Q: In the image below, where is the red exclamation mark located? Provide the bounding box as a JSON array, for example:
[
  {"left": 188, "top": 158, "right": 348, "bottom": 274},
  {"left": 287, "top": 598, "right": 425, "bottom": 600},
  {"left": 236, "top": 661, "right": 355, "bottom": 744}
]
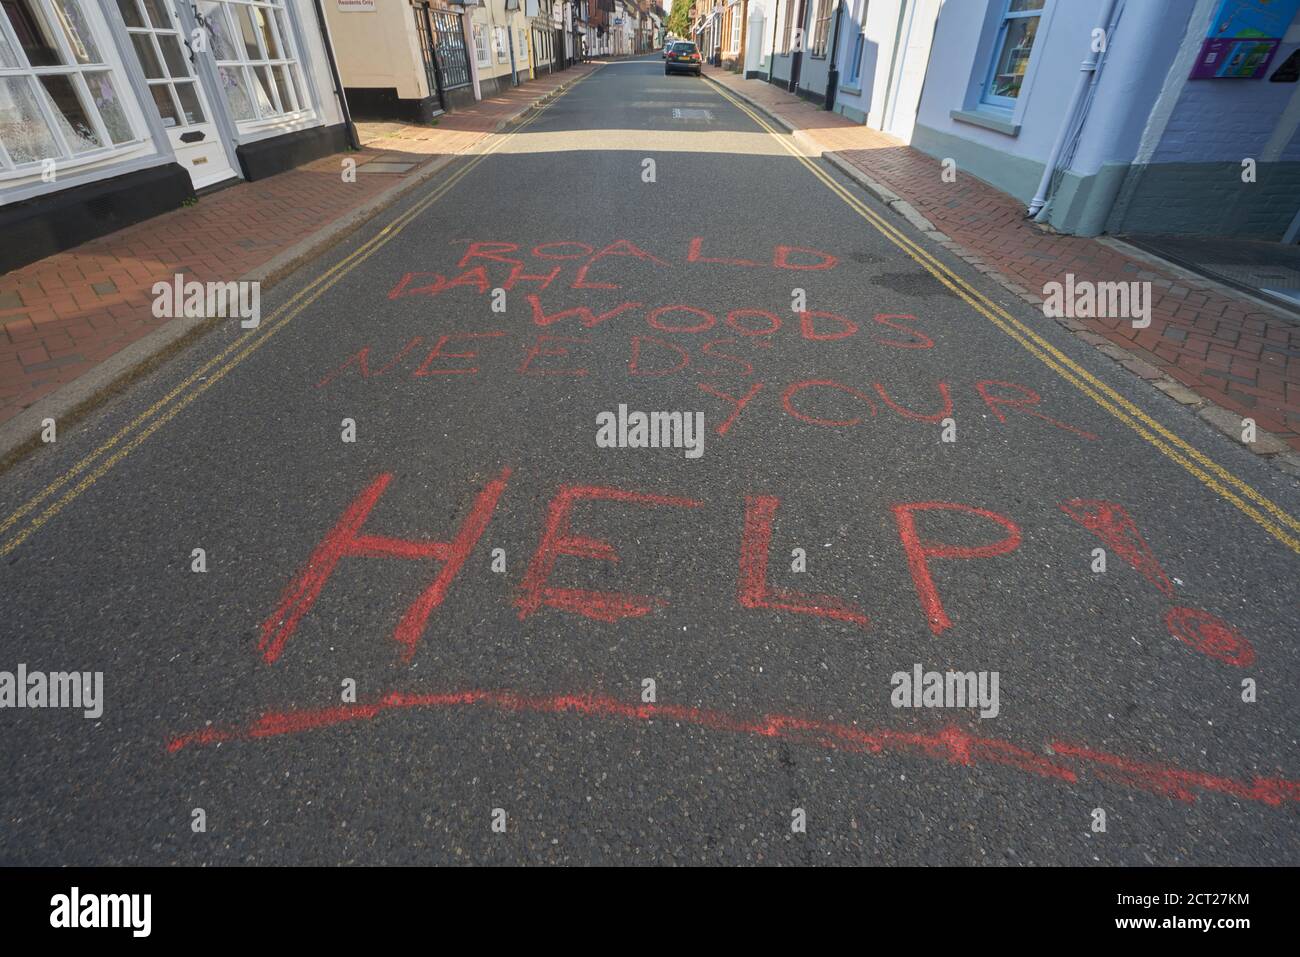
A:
[{"left": 1058, "top": 499, "right": 1256, "bottom": 667}]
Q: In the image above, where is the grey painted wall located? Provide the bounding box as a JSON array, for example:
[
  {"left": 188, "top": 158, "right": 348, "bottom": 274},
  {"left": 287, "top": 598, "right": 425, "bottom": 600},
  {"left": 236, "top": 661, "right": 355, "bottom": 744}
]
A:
[{"left": 1108, "top": 161, "right": 1300, "bottom": 240}]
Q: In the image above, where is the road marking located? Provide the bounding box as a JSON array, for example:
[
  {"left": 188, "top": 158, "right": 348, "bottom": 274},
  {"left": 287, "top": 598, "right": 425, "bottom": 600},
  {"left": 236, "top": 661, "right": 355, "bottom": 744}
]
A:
[
  {"left": 0, "top": 70, "right": 601, "bottom": 559},
  {"left": 706, "top": 80, "right": 1300, "bottom": 555}
]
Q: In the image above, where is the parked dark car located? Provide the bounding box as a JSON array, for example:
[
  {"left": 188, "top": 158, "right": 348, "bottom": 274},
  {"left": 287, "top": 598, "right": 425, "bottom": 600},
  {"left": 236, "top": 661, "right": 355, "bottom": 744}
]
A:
[{"left": 665, "top": 41, "right": 701, "bottom": 76}]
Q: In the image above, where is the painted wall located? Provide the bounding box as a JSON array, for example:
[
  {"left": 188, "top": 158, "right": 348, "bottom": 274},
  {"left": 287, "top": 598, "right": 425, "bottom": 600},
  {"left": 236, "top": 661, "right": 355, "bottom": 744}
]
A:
[
  {"left": 472, "top": 2, "right": 533, "bottom": 85},
  {"left": 323, "top": 0, "right": 430, "bottom": 100},
  {"left": 911, "top": 0, "right": 1191, "bottom": 221},
  {"left": 1109, "top": 2, "right": 1300, "bottom": 238},
  {"left": 914, "top": 0, "right": 1106, "bottom": 181}
]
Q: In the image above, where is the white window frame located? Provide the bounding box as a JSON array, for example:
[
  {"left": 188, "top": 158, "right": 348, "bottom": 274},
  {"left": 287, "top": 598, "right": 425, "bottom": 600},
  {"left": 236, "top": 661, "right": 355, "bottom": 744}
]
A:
[
  {"left": 473, "top": 23, "right": 490, "bottom": 68},
  {"left": 196, "top": 0, "right": 315, "bottom": 133},
  {"left": 116, "top": 0, "right": 208, "bottom": 131},
  {"left": 728, "top": 2, "right": 741, "bottom": 54},
  {"left": 0, "top": 0, "right": 151, "bottom": 183}
]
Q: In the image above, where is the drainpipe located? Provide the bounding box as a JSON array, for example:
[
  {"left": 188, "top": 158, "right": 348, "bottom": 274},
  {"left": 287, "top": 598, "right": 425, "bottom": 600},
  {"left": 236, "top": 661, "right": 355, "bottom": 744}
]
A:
[
  {"left": 508, "top": 19, "right": 520, "bottom": 84},
  {"left": 789, "top": 0, "right": 807, "bottom": 93},
  {"left": 824, "top": 0, "right": 843, "bottom": 110},
  {"left": 767, "top": 1, "right": 780, "bottom": 82},
  {"left": 465, "top": 10, "right": 482, "bottom": 100},
  {"left": 311, "top": 0, "right": 360, "bottom": 150},
  {"left": 1026, "top": 0, "right": 1119, "bottom": 219}
]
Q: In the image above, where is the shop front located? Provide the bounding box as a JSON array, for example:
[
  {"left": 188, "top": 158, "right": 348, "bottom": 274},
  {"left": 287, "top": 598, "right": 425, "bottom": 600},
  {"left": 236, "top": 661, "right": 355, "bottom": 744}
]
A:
[{"left": 0, "top": 0, "right": 352, "bottom": 271}]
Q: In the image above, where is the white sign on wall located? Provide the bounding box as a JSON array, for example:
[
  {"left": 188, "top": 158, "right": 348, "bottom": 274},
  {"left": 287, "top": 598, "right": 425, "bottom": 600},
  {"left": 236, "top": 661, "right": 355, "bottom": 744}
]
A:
[{"left": 337, "top": 0, "right": 375, "bottom": 11}]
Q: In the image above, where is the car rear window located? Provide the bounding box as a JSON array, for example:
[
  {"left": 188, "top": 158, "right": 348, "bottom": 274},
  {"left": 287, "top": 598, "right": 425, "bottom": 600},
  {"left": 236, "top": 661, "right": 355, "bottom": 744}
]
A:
[{"left": 676, "top": 43, "right": 698, "bottom": 53}]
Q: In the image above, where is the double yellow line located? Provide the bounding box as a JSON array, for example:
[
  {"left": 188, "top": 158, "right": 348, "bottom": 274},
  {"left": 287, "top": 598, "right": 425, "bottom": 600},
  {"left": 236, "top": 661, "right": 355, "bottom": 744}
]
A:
[
  {"left": 0, "top": 70, "right": 598, "bottom": 559},
  {"left": 708, "top": 80, "right": 1300, "bottom": 556}
]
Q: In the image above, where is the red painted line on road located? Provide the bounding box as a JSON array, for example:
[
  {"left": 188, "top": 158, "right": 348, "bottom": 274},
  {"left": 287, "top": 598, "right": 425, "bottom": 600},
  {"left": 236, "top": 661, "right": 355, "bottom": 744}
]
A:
[
  {"left": 1048, "top": 740, "right": 1296, "bottom": 805},
  {"left": 163, "top": 688, "right": 1300, "bottom": 808}
]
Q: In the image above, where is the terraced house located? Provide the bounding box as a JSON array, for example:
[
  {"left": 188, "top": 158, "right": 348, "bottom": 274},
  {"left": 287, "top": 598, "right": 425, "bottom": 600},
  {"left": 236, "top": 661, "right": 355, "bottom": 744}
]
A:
[
  {"left": 730, "top": 0, "right": 1300, "bottom": 258},
  {"left": 0, "top": 0, "right": 353, "bottom": 271}
]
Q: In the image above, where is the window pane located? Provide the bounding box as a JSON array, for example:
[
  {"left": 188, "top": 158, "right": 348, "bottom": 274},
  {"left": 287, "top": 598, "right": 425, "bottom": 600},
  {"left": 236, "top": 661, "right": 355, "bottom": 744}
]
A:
[
  {"left": 197, "top": 2, "right": 237, "bottom": 60},
  {"left": 990, "top": 15, "right": 1038, "bottom": 99},
  {"left": 7, "top": 0, "right": 65, "bottom": 66},
  {"left": 149, "top": 81, "right": 179, "bottom": 126},
  {"left": 0, "top": 22, "right": 18, "bottom": 68},
  {"left": 217, "top": 65, "right": 254, "bottom": 119},
  {"left": 0, "top": 75, "right": 61, "bottom": 163},
  {"left": 274, "top": 10, "right": 293, "bottom": 58},
  {"left": 255, "top": 7, "right": 280, "bottom": 59},
  {"left": 131, "top": 32, "right": 163, "bottom": 77},
  {"left": 85, "top": 70, "right": 134, "bottom": 143},
  {"left": 115, "top": 0, "right": 145, "bottom": 29},
  {"left": 236, "top": 5, "right": 263, "bottom": 60},
  {"left": 52, "top": 0, "right": 102, "bottom": 64},
  {"left": 140, "top": 0, "right": 173, "bottom": 29},
  {"left": 173, "top": 80, "right": 204, "bottom": 124},
  {"left": 271, "top": 64, "right": 293, "bottom": 111},
  {"left": 157, "top": 32, "right": 189, "bottom": 77},
  {"left": 1008, "top": 0, "right": 1044, "bottom": 11},
  {"left": 289, "top": 64, "right": 307, "bottom": 110},
  {"left": 38, "top": 73, "right": 103, "bottom": 152},
  {"left": 251, "top": 64, "right": 275, "bottom": 114}
]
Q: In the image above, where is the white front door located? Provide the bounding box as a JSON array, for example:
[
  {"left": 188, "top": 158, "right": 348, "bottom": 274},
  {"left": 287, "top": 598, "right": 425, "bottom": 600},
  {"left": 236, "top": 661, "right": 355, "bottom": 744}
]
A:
[{"left": 115, "top": 0, "right": 238, "bottom": 189}]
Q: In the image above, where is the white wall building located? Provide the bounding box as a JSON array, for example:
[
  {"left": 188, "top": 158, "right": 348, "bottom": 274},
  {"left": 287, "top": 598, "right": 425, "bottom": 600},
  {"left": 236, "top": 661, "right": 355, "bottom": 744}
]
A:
[{"left": 1, "top": 0, "right": 351, "bottom": 271}]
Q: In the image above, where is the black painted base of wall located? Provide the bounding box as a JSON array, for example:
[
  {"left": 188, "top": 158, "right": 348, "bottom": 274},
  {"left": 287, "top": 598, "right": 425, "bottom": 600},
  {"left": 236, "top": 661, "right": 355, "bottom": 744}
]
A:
[
  {"left": 745, "top": 69, "right": 765, "bottom": 79},
  {"left": 235, "top": 123, "right": 352, "bottom": 182},
  {"left": 0, "top": 162, "right": 194, "bottom": 274},
  {"left": 344, "top": 87, "right": 443, "bottom": 124}
]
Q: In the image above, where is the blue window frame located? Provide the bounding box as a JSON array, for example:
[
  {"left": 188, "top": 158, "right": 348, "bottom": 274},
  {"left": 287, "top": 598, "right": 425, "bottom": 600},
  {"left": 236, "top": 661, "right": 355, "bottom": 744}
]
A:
[
  {"left": 847, "top": 30, "right": 865, "bottom": 84},
  {"left": 980, "top": 0, "right": 1044, "bottom": 110}
]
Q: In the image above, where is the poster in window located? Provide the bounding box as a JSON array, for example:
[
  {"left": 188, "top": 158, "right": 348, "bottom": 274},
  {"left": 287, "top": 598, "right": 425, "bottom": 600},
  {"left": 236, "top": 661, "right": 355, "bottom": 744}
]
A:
[{"left": 1191, "top": 0, "right": 1300, "bottom": 78}]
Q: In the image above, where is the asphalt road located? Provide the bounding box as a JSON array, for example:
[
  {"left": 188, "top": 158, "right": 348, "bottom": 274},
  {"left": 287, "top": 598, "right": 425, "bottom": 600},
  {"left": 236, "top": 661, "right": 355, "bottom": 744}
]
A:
[{"left": 1, "top": 56, "right": 1297, "bottom": 865}]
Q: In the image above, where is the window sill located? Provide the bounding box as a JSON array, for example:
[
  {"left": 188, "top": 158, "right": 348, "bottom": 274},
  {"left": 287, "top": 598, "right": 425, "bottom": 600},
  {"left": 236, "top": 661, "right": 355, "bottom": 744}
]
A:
[
  {"left": 950, "top": 108, "right": 1019, "bottom": 136},
  {"left": 838, "top": 82, "right": 862, "bottom": 95},
  {"left": 1, "top": 138, "right": 154, "bottom": 188}
]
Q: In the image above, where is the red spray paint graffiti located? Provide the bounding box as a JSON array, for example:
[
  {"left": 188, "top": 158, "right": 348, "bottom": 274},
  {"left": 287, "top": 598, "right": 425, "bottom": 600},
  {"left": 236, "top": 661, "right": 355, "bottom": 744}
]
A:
[
  {"left": 892, "top": 503, "right": 1023, "bottom": 636},
  {"left": 258, "top": 470, "right": 510, "bottom": 664},
  {"left": 1057, "top": 499, "right": 1257, "bottom": 668},
  {"left": 737, "top": 495, "right": 870, "bottom": 628},
  {"left": 1059, "top": 499, "right": 1174, "bottom": 597},
  {"left": 515, "top": 484, "right": 703, "bottom": 622},
  {"left": 164, "top": 688, "right": 1300, "bottom": 809}
]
